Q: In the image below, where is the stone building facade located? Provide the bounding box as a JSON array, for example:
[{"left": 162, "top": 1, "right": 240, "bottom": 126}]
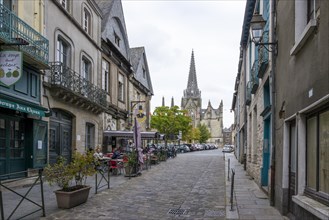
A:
[{"left": 232, "top": 0, "right": 329, "bottom": 219}]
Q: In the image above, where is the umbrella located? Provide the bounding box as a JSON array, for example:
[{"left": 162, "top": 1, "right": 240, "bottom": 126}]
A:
[{"left": 133, "top": 117, "right": 144, "bottom": 171}]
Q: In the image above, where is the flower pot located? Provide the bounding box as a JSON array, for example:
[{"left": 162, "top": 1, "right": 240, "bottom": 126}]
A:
[
  {"left": 124, "top": 165, "right": 137, "bottom": 177},
  {"left": 54, "top": 185, "right": 91, "bottom": 209}
]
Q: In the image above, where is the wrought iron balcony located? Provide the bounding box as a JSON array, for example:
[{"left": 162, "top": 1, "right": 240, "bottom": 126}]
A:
[
  {"left": 48, "top": 62, "right": 107, "bottom": 114},
  {"left": 258, "top": 31, "right": 269, "bottom": 78},
  {"left": 250, "top": 61, "right": 259, "bottom": 94},
  {"left": 0, "top": 3, "right": 49, "bottom": 68}
]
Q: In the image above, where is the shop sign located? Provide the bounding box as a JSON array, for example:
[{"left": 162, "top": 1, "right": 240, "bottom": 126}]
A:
[
  {"left": 0, "top": 98, "right": 45, "bottom": 117},
  {"left": 0, "top": 51, "right": 23, "bottom": 86}
]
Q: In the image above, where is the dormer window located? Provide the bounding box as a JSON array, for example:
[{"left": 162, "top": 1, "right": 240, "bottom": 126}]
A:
[
  {"left": 59, "top": 0, "right": 69, "bottom": 11},
  {"left": 114, "top": 33, "right": 120, "bottom": 47}
]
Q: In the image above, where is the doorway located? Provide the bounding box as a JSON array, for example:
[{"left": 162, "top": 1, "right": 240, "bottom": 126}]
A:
[
  {"left": 0, "top": 115, "right": 25, "bottom": 176},
  {"left": 288, "top": 121, "right": 296, "bottom": 214},
  {"left": 261, "top": 116, "right": 271, "bottom": 186},
  {"left": 49, "top": 109, "right": 72, "bottom": 164}
]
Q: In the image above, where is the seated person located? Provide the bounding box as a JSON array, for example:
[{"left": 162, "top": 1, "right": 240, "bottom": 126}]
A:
[
  {"left": 111, "top": 147, "right": 123, "bottom": 159},
  {"left": 94, "top": 146, "right": 111, "bottom": 161}
]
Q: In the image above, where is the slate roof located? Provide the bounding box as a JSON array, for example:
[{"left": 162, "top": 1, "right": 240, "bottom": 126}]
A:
[
  {"left": 95, "top": 0, "right": 130, "bottom": 61},
  {"left": 130, "top": 47, "right": 154, "bottom": 95}
]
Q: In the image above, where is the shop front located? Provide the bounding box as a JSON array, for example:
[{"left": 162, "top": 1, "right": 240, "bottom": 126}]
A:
[
  {"left": 0, "top": 96, "right": 49, "bottom": 178},
  {"left": 0, "top": 60, "right": 49, "bottom": 178}
]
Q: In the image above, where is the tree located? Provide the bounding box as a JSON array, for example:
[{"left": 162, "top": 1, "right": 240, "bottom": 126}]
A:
[
  {"left": 184, "top": 127, "right": 200, "bottom": 143},
  {"left": 151, "top": 106, "right": 192, "bottom": 143},
  {"left": 198, "top": 124, "right": 211, "bottom": 143}
]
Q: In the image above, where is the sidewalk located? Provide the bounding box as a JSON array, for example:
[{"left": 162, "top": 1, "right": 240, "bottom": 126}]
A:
[{"left": 224, "top": 152, "right": 287, "bottom": 220}]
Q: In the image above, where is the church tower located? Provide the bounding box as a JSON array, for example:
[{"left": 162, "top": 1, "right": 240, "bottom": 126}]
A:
[
  {"left": 181, "top": 50, "right": 223, "bottom": 145},
  {"left": 181, "top": 50, "right": 202, "bottom": 128}
]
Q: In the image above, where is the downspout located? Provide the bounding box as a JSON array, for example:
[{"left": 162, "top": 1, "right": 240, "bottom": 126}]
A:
[
  {"left": 270, "top": 0, "right": 277, "bottom": 206},
  {"left": 243, "top": 44, "right": 247, "bottom": 171}
]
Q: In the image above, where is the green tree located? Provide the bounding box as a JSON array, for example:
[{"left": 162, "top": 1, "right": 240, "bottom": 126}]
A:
[
  {"left": 184, "top": 127, "right": 200, "bottom": 143},
  {"left": 151, "top": 106, "right": 192, "bottom": 143},
  {"left": 198, "top": 124, "right": 211, "bottom": 143}
]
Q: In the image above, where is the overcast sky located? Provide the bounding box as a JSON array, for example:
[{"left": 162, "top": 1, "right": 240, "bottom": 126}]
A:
[{"left": 122, "top": 0, "right": 246, "bottom": 128}]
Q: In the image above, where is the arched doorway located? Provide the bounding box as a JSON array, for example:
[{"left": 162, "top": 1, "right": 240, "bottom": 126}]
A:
[{"left": 49, "top": 109, "right": 72, "bottom": 164}]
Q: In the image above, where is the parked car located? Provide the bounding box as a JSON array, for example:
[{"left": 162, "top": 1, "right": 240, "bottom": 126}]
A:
[
  {"left": 222, "top": 145, "right": 234, "bottom": 153},
  {"left": 175, "top": 144, "right": 190, "bottom": 153},
  {"left": 185, "top": 144, "right": 197, "bottom": 152}
]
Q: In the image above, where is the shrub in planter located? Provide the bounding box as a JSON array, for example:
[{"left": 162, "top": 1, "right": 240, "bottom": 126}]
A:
[
  {"left": 124, "top": 151, "right": 138, "bottom": 176},
  {"left": 43, "top": 151, "right": 96, "bottom": 208}
]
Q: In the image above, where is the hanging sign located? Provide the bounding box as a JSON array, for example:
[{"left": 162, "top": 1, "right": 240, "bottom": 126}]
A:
[
  {"left": 0, "top": 51, "right": 23, "bottom": 86},
  {"left": 136, "top": 109, "right": 146, "bottom": 123}
]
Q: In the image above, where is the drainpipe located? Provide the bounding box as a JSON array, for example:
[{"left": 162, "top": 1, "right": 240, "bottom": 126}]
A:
[
  {"left": 243, "top": 45, "right": 247, "bottom": 171},
  {"left": 270, "top": 0, "right": 277, "bottom": 206}
]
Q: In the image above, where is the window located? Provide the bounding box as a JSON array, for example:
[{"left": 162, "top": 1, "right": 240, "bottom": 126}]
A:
[
  {"left": 83, "top": 8, "right": 91, "bottom": 35},
  {"left": 114, "top": 33, "right": 120, "bottom": 47},
  {"left": 291, "top": 0, "right": 318, "bottom": 55},
  {"left": 85, "top": 123, "right": 95, "bottom": 151},
  {"left": 81, "top": 56, "right": 91, "bottom": 81},
  {"left": 305, "top": 108, "right": 329, "bottom": 205},
  {"left": 59, "top": 0, "right": 69, "bottom": 11},
  {"left": 142, "top": 67, "right": 146, "bottom": 79},
  {"left": 307, "top": 0, "right": 317, "bottom": 23},
  {"left": 118, "top": 73, "right": 124, "bottom": 101},
  {"left": 102, "top": 59, "right": 110, "bottom": 93},
  {"left": 56, "top": 37, "right": 70, "bottom": 68}
]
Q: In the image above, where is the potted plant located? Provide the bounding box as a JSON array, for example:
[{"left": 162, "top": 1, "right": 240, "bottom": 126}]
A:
[
  {"left": 43, "top": 151, "right": 96, "bottom": 209},
  {"left": 124, "top": 150, "right": 138, "bottom": 177}
]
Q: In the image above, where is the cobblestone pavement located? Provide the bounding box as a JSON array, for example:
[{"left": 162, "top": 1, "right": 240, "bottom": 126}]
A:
[
  {"left": 41, "top": 150, "right": 226, "bottom": 220},
  {"left": 2, "top": 149, "right": 287, "bottom": 220}
]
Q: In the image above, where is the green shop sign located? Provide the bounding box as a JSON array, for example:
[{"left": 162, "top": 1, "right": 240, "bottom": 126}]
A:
[{"left": 0, "top": 98, "right": 45, "bottom": 117}]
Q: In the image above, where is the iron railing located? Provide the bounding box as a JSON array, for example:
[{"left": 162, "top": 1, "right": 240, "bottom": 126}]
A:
[
  {"left": 0, "top": 169, "right": 45, "bottom": 220},
  {"left": 49, "top": 62, "right": 107, "bottom": 109},
  {"left": 258, "top": 31, "right": 269, "bottom": 78},
  {"left": 250, "top": 60, "right": 259, "bottom": 94},
  {"left": 0, "top": 3, "right": 49, "bottom": 65}
]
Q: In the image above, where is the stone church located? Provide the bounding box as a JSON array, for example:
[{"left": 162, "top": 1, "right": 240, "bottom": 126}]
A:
[{"left": 181, "top": 51, "right": 223, "bottom": 145}]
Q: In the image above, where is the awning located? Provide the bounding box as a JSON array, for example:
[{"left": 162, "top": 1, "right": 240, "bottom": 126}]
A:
[
  {"left": 0, "top": 97, "right": 49, "bottom": 117},
  {"left": 103, "top": 130, "right": 161, "bottom": 140}
]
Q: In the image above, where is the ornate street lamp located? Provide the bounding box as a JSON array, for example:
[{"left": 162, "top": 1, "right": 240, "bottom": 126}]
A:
[{"left": 250, "top": 13, "right": 277, "bottom": 52}]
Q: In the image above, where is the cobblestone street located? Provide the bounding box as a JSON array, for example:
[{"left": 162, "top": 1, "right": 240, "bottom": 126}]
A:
[{"left": 42, "top": 150, "right": 226, "bottom": 220}]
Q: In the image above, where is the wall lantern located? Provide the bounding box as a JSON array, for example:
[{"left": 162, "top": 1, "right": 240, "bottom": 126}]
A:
[{"left": 250, "top": 14, "right": 278, "bottom": 52}]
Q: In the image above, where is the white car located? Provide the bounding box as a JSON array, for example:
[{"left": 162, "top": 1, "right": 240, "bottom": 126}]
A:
[{"left": 222, "top": 145, "right": 234, "bottom": 153}]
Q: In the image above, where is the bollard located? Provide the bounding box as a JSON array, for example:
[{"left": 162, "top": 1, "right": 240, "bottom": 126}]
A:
[
  {"left": 39, "top": 169, "right": 46, "bottom": 217},
  {"left": 230, "top": 168, "right": 235, "bottom": 211},
  {"left": 227, "top": 158, "right": 230, "bottom": 181}
]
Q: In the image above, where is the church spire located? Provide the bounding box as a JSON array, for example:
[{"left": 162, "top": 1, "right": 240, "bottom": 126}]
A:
[
  {"left": 183, "top": 50, "right": 201, "bottom": 98},
  {"left": 171, "top": 97, "right": 174, "bottom": 107},
  {"left": 162, "top": 96, "right": 165, "bottom": 107}
]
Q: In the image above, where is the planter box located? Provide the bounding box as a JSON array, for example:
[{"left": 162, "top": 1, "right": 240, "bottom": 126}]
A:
[{"left": 54, "top": 185, "right": 91, "bottom": 209}]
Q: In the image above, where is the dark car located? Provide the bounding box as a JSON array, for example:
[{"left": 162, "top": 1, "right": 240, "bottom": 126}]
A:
[
  {"left": 222, "top": 145, "right": 234, "bottom": 153},
  {"left": 175, "top": 144, "right": 190, "bottom": 153}
]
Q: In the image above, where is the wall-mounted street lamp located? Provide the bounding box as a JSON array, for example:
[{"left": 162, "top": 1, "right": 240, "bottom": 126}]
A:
[{"left": 250, "top": 14, "right": 277, "bottom": 52}]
